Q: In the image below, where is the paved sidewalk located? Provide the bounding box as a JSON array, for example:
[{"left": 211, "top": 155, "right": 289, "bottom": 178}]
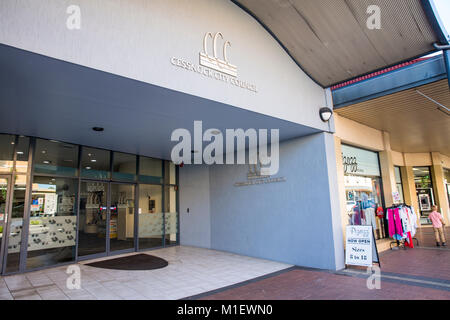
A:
[
  {"left": 195, "top": 248, "right": 450, "bottom": 300},
  {"left": 0, "top": 246, "right": 290, "bottom": 300}
]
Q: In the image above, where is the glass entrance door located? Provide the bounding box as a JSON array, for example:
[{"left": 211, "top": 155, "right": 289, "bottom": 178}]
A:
[
  {"left": 109, "top": 183, "right": 135, "bottom": 253},
  {"left": 77, "top": 181, "right": 109, "bottom": 258},
  {"left": 0, "top": 176, "right": 11, "bottom": 273},
  {"left": 77, "top": 181, "right": 136, "bottom": 258}
]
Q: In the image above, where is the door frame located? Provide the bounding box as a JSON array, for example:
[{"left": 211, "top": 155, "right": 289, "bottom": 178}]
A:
[
  {"left": 0, "top": 174, "right": 13, "bottom": 274},
  {"left": 76, "top": 180, "right": 137, "bottom": 261}
]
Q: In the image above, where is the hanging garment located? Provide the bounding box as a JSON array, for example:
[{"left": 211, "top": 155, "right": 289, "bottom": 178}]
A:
[
  {"left": 364, "top": 207, "right": 377, "bottom": 231},
  {"left": 353, "top": 205, "right": 361, "bottom": 225},
  {"left": 388, "top": 208, "right": 403, "bottom": 239}
]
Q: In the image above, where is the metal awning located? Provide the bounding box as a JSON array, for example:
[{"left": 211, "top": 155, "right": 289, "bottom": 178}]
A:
[
  {"left": 232, "top": 0, "right": 450, "bottom": 87},
  {"left": 335, "top": 78, "right": 450, "bottom": 156}
]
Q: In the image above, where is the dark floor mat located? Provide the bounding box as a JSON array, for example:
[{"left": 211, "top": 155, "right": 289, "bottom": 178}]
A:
[{"left": 85, "top": 253, "right": 168, "bottom": 270}]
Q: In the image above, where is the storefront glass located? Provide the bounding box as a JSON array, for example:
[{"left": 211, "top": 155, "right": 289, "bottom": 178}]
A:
[
  {"left": 113, "top": 152, "right": 136, "bottom": 182},
  {"left": 342, "top": 145, "right": 386, "bottom": 240},
  {"left": 110, "top": 183, "right": 135, "bottom": 252},
  {"left": 78, "top": 181, "right": 108, "bottom": 257},
  {"left": 138, "top": 184, "right": 163, "bottom": 249},
  {"left": 0, "top": 134, "right": 179, "bottom": 274},
  {"left": 81, "top": 147, "right": 111, "bottom": 180},
  {"left": 0, "top": 134, "right": 15, "bottom": 173},
  {"left": 26, "top": 176, "right": 78, "bottom": 269},
  {"left": 34, "top": 139, "right": 79, "bottom": 176},
  {"left": 413, "top": 166, "right": 434, "bottom": 222},
  {"left": 394, "top": 166, "right": 405, "bottom": 204},
  {"left": 5, "top": 175, "right": 28, "bottom": 273},
  {"left": 164, "top": 185, "right": 178, "bottom": 245}
]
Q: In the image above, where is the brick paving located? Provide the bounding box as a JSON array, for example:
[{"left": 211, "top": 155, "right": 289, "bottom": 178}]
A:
[
  {"left": 196, "top": 246, "right": 450, "bottom": 300},
  {"left": 414, "top": 226, "right": 449, "bottom": 248}
]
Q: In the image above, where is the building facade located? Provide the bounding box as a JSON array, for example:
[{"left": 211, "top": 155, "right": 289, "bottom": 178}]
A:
[{"left": 0, "top": 0, "right": 448, "bottom": 275}]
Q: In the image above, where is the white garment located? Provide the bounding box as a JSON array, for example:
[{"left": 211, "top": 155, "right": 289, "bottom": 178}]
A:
[{"left": 364, "top": 207, "right": 377, "bottom": 231}]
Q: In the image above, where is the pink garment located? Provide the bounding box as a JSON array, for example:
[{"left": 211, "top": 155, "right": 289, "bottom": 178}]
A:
[
  {"left": 388, "top": 208, "right": 403, "bottom": 238},
  {"left": 429, "top": 211, "right": 443, "bottom": 228}
]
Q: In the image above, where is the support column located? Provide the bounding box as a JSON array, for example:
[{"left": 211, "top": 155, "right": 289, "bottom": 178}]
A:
[
  {"left": 401, "top": 166, "right": 420, "bottom": 225},
  {"left": 378, "top": 132, "right": 397, "bottom": 207},
  {"left": 334, "top": 136, "right": 348, "bottom": 243},
  {"left": 431, "top": 152, "right": 450, "bottom": 225}
]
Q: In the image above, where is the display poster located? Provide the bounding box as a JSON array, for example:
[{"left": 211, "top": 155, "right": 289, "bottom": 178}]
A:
[
  {"left": 345, "top": 225, "right": 378, "bottom": 267},
  {"left": 44, "top": 194, "right": 58, "bottom": 215},
  {"left": 392, "top": 191, "right": 401, "bottom": 204}
]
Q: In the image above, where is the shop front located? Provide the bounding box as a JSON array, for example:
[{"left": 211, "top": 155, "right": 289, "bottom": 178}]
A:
[
  {"left": 341, "top": 144, "right": 386, "bottom": 240},
  {"left": 413, "top": 166, "right": 435, "bottom": 224},
  {"left": 0, "top": 134, "right": 179, "bottom": 275}
]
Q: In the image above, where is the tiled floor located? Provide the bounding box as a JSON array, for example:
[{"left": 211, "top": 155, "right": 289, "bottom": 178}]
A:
[{"left": 0, "top": 246, "right": 291, "bottom": 300}]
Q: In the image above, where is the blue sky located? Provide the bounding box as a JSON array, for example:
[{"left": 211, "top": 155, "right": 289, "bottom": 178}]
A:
[{"left": 434, "top": 0, "right": 450, "bottom": 34}]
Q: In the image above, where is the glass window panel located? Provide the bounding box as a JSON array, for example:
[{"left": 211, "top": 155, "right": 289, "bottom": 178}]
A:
[
  {"left": 0, "top": 177, "right": 10, "bottom": 258},
  {"left": 15, "top": 136, "right": 30, "bottom": 173},
  {"left": 112, "top": 152, "right": 136, "bottom": 181},
  {"left": 34, "top": 139, "right": 79, "bottom": 176},
  {"left": 110, "top": 183, "right": 135, "bottom": 252},
  {"left": 139, "top": 157, "right": 163, "bottom": 184},
  {"left": 164, "top": 161, "right": 177, "bottom": 185},
  {"left": 413, "top": 167, "right": 432, "bottom": 189},
  {"left": 77, "top": 182, "right": 108, "bottom": 257},
  {"left": 0, "top": 134, "right": 15, "bottom": 173},
  {"left": 81, "top": 147, "right": 110, "bottom": 180},
  {"left": 26, "top": 176, "right": 78, "bottom": 269},
  {"left": 394, "top": 166, "right": 402, "bottom": 184},
  {"left": 138, "top": 184, "right": 163, "bottom": 250},
  {"left": 164, "top": 186, "right": 178, "bottom": 246},
  {"left": 5, "top": 174, "right": 28, "bottom": 273}
]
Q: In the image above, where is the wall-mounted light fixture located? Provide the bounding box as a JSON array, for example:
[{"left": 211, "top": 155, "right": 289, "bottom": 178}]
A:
[{"left": 319, "top": 107, "right": 333, "bottom": 122}]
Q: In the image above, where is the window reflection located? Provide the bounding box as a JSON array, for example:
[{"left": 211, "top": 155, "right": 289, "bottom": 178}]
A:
[
  {"left": 164, "top": 185, "right": 178, "bottom": 246},
  {"left": 81, "top": 147, "right": 110, "bottom": 179},
  {"left": 139, "top": 184, "right": 163, "bottom": 249},
  {"left": 5, "top": 175, "right": 28, "bottom": 273},
  {"left": 34, "top": 139, "right": 79, "bottom": 176},
  {"left": 0, "top": 134, "right": 15, "bottom": 173}
]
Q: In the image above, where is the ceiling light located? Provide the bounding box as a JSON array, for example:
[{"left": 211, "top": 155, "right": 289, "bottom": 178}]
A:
[
  {"left": 86, "top": 167, "right": 91, "bottom": 170},
  {"left": 16, "top": 151, "right": 24, "bottom": 155},
  {"left": 10, "top": 142, "right": 14, "bottom": 145},
  {"left": 43, "top": 160, "right": 51, "bottom": 164},
  {"left": 41, "top": 150, "right": 47, "bottom": 154},
  {"left": 319, "top": 107, "right": 333, "bottom": 122},
  {"left": 91, "top": 159, "right": 97, "bottom": 162}
]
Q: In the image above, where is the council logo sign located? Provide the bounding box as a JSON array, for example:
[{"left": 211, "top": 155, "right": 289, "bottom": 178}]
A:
[
  {"left": 170, "top": 32, "right": 257, "bottom": 92},
  {"left": 199, "top": 32, "right": 237, "bottom": 77}
]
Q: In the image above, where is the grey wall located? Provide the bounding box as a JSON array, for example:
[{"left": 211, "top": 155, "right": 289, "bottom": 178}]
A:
[
  {"left": 179, "top": 164, "right": 211, "bottom": 249},
  {"left": 179, "top": 132, "right": 345, "bottom": 270}
]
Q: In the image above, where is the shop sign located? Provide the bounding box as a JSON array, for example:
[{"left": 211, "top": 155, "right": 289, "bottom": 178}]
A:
[
  {"left": 171, "top": 32, "right": 257, "bottom": 93},
  {"left": 345, "top": 225, "right": 378, "bottom": 267},
  {"left": 342, "top": 145, "right": 380, "bottom": 177}
]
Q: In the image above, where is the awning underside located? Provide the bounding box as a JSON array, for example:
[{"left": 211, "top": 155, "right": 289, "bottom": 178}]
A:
[{"left": 234, "top": 0, "right": 442, "bottom": 87}]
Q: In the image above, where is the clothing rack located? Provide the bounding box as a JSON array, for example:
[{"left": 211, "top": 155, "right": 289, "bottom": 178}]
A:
[{"left": 386, "top": 203, "right": 419, "bottom": 250}]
